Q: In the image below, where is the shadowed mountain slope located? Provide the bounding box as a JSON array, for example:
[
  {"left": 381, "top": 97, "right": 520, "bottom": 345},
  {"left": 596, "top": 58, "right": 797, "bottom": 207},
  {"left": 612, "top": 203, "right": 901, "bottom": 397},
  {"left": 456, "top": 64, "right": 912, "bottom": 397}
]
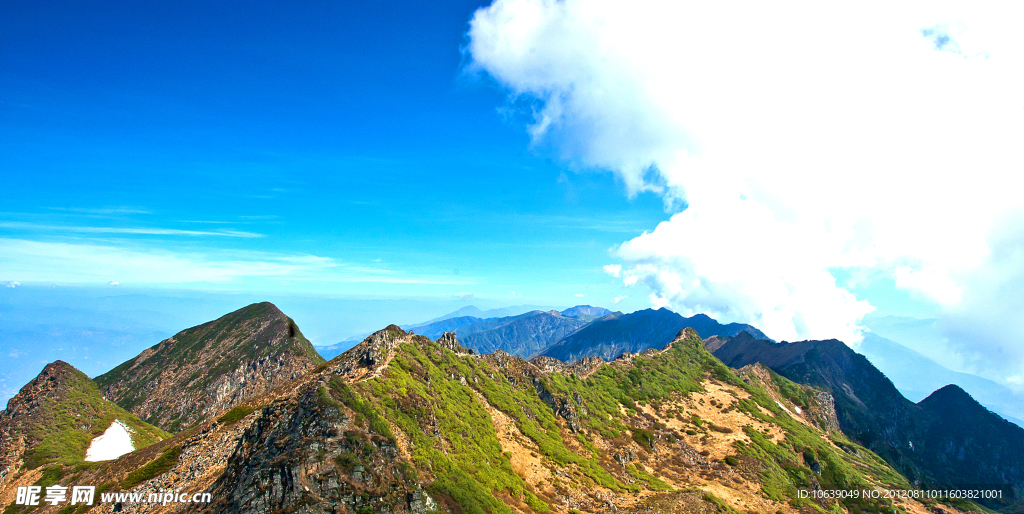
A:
[
  {"left": 95, "top": 302, "right": 324, "bottom": 432},
  {"left": 858, "top": 332, "right": 1024, "bottom": 427},
  {"left": 711, "top": 332, "right": 1024, "bottom": 507},
  {"left": 457, "top": 310, "right": 591, "bottom": 357},
  {"left": 541, "top": 308, "right": 769, "bottom": 362}
]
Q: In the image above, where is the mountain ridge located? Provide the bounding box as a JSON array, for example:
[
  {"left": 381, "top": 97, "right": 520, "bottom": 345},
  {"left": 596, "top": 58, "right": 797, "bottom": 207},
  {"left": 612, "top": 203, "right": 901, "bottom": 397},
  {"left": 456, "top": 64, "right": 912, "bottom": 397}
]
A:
[
  {"left": 858, "top": 332, "right": 1024, "bottom": 427},
  {"left": 711, "top": 332, "right": 1024, "bottom": 505},
  {"left": 94, "top": 302, "right": 324, "bottom": 432},
  {"left": 2, "top": 321, "right": 968, "bottom": 514}
]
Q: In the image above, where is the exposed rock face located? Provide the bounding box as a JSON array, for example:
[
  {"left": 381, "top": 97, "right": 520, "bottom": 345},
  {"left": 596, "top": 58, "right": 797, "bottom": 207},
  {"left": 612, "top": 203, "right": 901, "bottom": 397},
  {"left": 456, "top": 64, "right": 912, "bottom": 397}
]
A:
[
  {"left": 436, "top": 331, "right": 473, "bottom": 355},
  {"left": 0, "top": 361, "right": 165, "bottom": 490},
  {"left": 331, "top": 325, "right": 406, "bottom": 382},
  {"left": 95, "top": 302, "right": 325, "bottom": 432},
  {"left": 735, "top": 362, "right": 840, "bottom": 433},
  {"left": 207, "top": 378, "right": 427, "bottom": 514}
]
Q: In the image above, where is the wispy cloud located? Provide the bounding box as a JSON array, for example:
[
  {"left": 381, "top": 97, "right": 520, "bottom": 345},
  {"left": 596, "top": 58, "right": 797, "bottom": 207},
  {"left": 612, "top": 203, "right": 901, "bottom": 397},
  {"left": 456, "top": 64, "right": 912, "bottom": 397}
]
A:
[
  {"left": 0, "top": 221, "right": 263, "bottom": 238},
  {"left": 46, "top": 206, "right": 151, "bottom": 215},
  {"left": 0, "top": 238, "right": 470, "bottom": 287}
]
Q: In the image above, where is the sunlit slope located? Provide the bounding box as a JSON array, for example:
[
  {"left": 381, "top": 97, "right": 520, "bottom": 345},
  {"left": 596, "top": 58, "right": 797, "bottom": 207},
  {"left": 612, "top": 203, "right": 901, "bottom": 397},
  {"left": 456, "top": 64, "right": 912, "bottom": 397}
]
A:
[
  {"left": 0, "top": 361, "right": 168, "bottom": 491},
  {"left": 95, "top": 302, "right": 324, "bottom": 432}
]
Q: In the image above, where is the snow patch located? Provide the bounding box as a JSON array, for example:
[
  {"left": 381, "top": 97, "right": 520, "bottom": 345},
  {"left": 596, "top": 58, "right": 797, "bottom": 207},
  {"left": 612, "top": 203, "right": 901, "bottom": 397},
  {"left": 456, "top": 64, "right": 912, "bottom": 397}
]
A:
[
  {"left": 85, "top": 420, "right": 134, "bottom": 462},
  {"left": 794, "top": 405, "right": 802, "bottom": 414},
  {"left": 775, "top": 400, "right": 791, "bottom": 413}
]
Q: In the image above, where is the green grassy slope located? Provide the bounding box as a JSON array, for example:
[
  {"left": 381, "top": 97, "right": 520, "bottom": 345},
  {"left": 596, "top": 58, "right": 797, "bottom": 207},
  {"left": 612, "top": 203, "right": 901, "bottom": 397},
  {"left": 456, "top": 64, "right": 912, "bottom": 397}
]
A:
[
  {"left": 333, "top": 329, "right": 941, "bottom": 514},
  {"left": 10, "top": 361, "right": 168, "bottom": 470}
]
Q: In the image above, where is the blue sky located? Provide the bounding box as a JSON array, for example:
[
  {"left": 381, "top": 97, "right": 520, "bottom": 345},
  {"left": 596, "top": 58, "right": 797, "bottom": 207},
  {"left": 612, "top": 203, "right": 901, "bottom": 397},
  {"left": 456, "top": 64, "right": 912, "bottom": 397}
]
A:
[
  {"left": 4, "top": 0, "right": 1024, "bottom": 404},
  {"left": 1, "top": 0, "right": 667, "bottom": 307}
]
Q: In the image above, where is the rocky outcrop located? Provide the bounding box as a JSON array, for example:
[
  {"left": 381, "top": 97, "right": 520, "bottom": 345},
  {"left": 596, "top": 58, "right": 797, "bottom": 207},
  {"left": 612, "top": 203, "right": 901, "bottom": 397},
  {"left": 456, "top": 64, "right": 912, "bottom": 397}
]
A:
[
  {"left": 436, "top": 331, "right": 473, "bottom": 355},
  {"left": 207, "top": 383, "right": 431, "bottom": 514},
  {"left": 95, "top": 302, "right": 325, "bottom": 432},
  {"left": 331, "top": 325, "right": 410, "bottom": 383},
  {"left": 735, "top": 363, "right": 840, "bottom": 433}
]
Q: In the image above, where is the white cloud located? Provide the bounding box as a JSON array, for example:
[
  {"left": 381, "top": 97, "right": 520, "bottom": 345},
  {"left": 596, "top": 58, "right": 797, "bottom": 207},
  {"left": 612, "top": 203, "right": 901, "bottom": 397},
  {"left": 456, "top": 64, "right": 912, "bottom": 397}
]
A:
[
  {"left": 0, "top": 239, "right": 470, "bottom": 287},
  {"left": 602, "top": 264, "right": 621, "bottom": 278},
  {"left": 108, "top": 281, "right": 120, "bottom": 286},
  {"left": 468, "top": 0, "right": 1024, "bottom": 382},
  {"left": 0, "top": 221, "right": 263, "bottom": 238},
  {"left": 4, "top": 281, "right": 19, "bottom": 288},
  {"left": 613, "top": 295, "right": 628, "bottom": 304},
  {"left": 574, "top": 293, "right": 585, "bottom": 297}
]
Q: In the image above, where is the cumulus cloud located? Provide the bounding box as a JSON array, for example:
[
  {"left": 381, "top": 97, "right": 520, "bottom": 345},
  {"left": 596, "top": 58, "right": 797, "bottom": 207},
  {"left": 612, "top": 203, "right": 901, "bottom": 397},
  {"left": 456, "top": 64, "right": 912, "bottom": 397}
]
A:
[
  {"left": 575, "top": 293, "right": 585, "bottom": 297},
  {"left": 468, "top": 0, "right": 1024, "bottom": 384},
  {"left": 4, "top": 281, "right": 19, "bottom": 288}
]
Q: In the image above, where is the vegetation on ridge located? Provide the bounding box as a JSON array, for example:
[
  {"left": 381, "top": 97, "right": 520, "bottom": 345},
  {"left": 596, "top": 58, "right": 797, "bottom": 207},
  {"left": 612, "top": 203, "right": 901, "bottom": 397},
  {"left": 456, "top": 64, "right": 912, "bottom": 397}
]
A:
[
  {"left": 323, "top": 328, "right": 934, "bottom": 514},
  {"left": 16, "top": 363, "right": 168, "bottom": 470}
]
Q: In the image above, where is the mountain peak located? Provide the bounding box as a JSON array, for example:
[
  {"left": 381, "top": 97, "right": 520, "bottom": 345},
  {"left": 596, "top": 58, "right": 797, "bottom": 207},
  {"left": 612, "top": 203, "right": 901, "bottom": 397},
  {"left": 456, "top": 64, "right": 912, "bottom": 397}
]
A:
[
  {"left": 711, "top": 333, "right": 1024, "bottom": 498},
  {"left": 923, "top": 383, "right": 970, "bottom": 399},
  {"left": 919, "top": 383, "right": 988, "bottom": 414},
  {"left": 4, "top": 360, "right": 88, "bottom": 415},
  {"left": 95, "top": 303, "right": 324, "bottom": 432},
  {"left": 1, "top": 361, "right": 166, "bottom": 489},
  {"left": 560, "top": 305, "right": 611, "bottom": 318}
]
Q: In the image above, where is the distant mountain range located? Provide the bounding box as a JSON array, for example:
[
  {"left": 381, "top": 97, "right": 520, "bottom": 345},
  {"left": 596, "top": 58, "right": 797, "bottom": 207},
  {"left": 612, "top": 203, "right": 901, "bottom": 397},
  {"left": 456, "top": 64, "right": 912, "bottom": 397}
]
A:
[
  {"left": 314, "top": 304, "right": 563, "bottom": 360},
  {"left": 315, "top": 305, "right": 612, "bottom": 360},
  {"left": 858, "top": 333, "right": 1024, "bottom": 428},
  {"left": 410, "top": 304, "right": 559, "bottom": 326},
  {"left": 457, "top": 310, "right": 592, "bottom": 356},
  {"left": 540, "top": 308, "right": 769, "bottom": 362}
]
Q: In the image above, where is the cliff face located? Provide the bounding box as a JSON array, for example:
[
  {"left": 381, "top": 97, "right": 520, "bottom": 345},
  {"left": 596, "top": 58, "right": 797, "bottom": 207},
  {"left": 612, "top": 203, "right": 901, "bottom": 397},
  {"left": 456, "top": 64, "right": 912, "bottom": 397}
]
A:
[
  {"left": 0, "top": 361, "right": 166, "bottom": 490},
  {"left": 94, "top": 302, "right": 325, "bottom": 432}
]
